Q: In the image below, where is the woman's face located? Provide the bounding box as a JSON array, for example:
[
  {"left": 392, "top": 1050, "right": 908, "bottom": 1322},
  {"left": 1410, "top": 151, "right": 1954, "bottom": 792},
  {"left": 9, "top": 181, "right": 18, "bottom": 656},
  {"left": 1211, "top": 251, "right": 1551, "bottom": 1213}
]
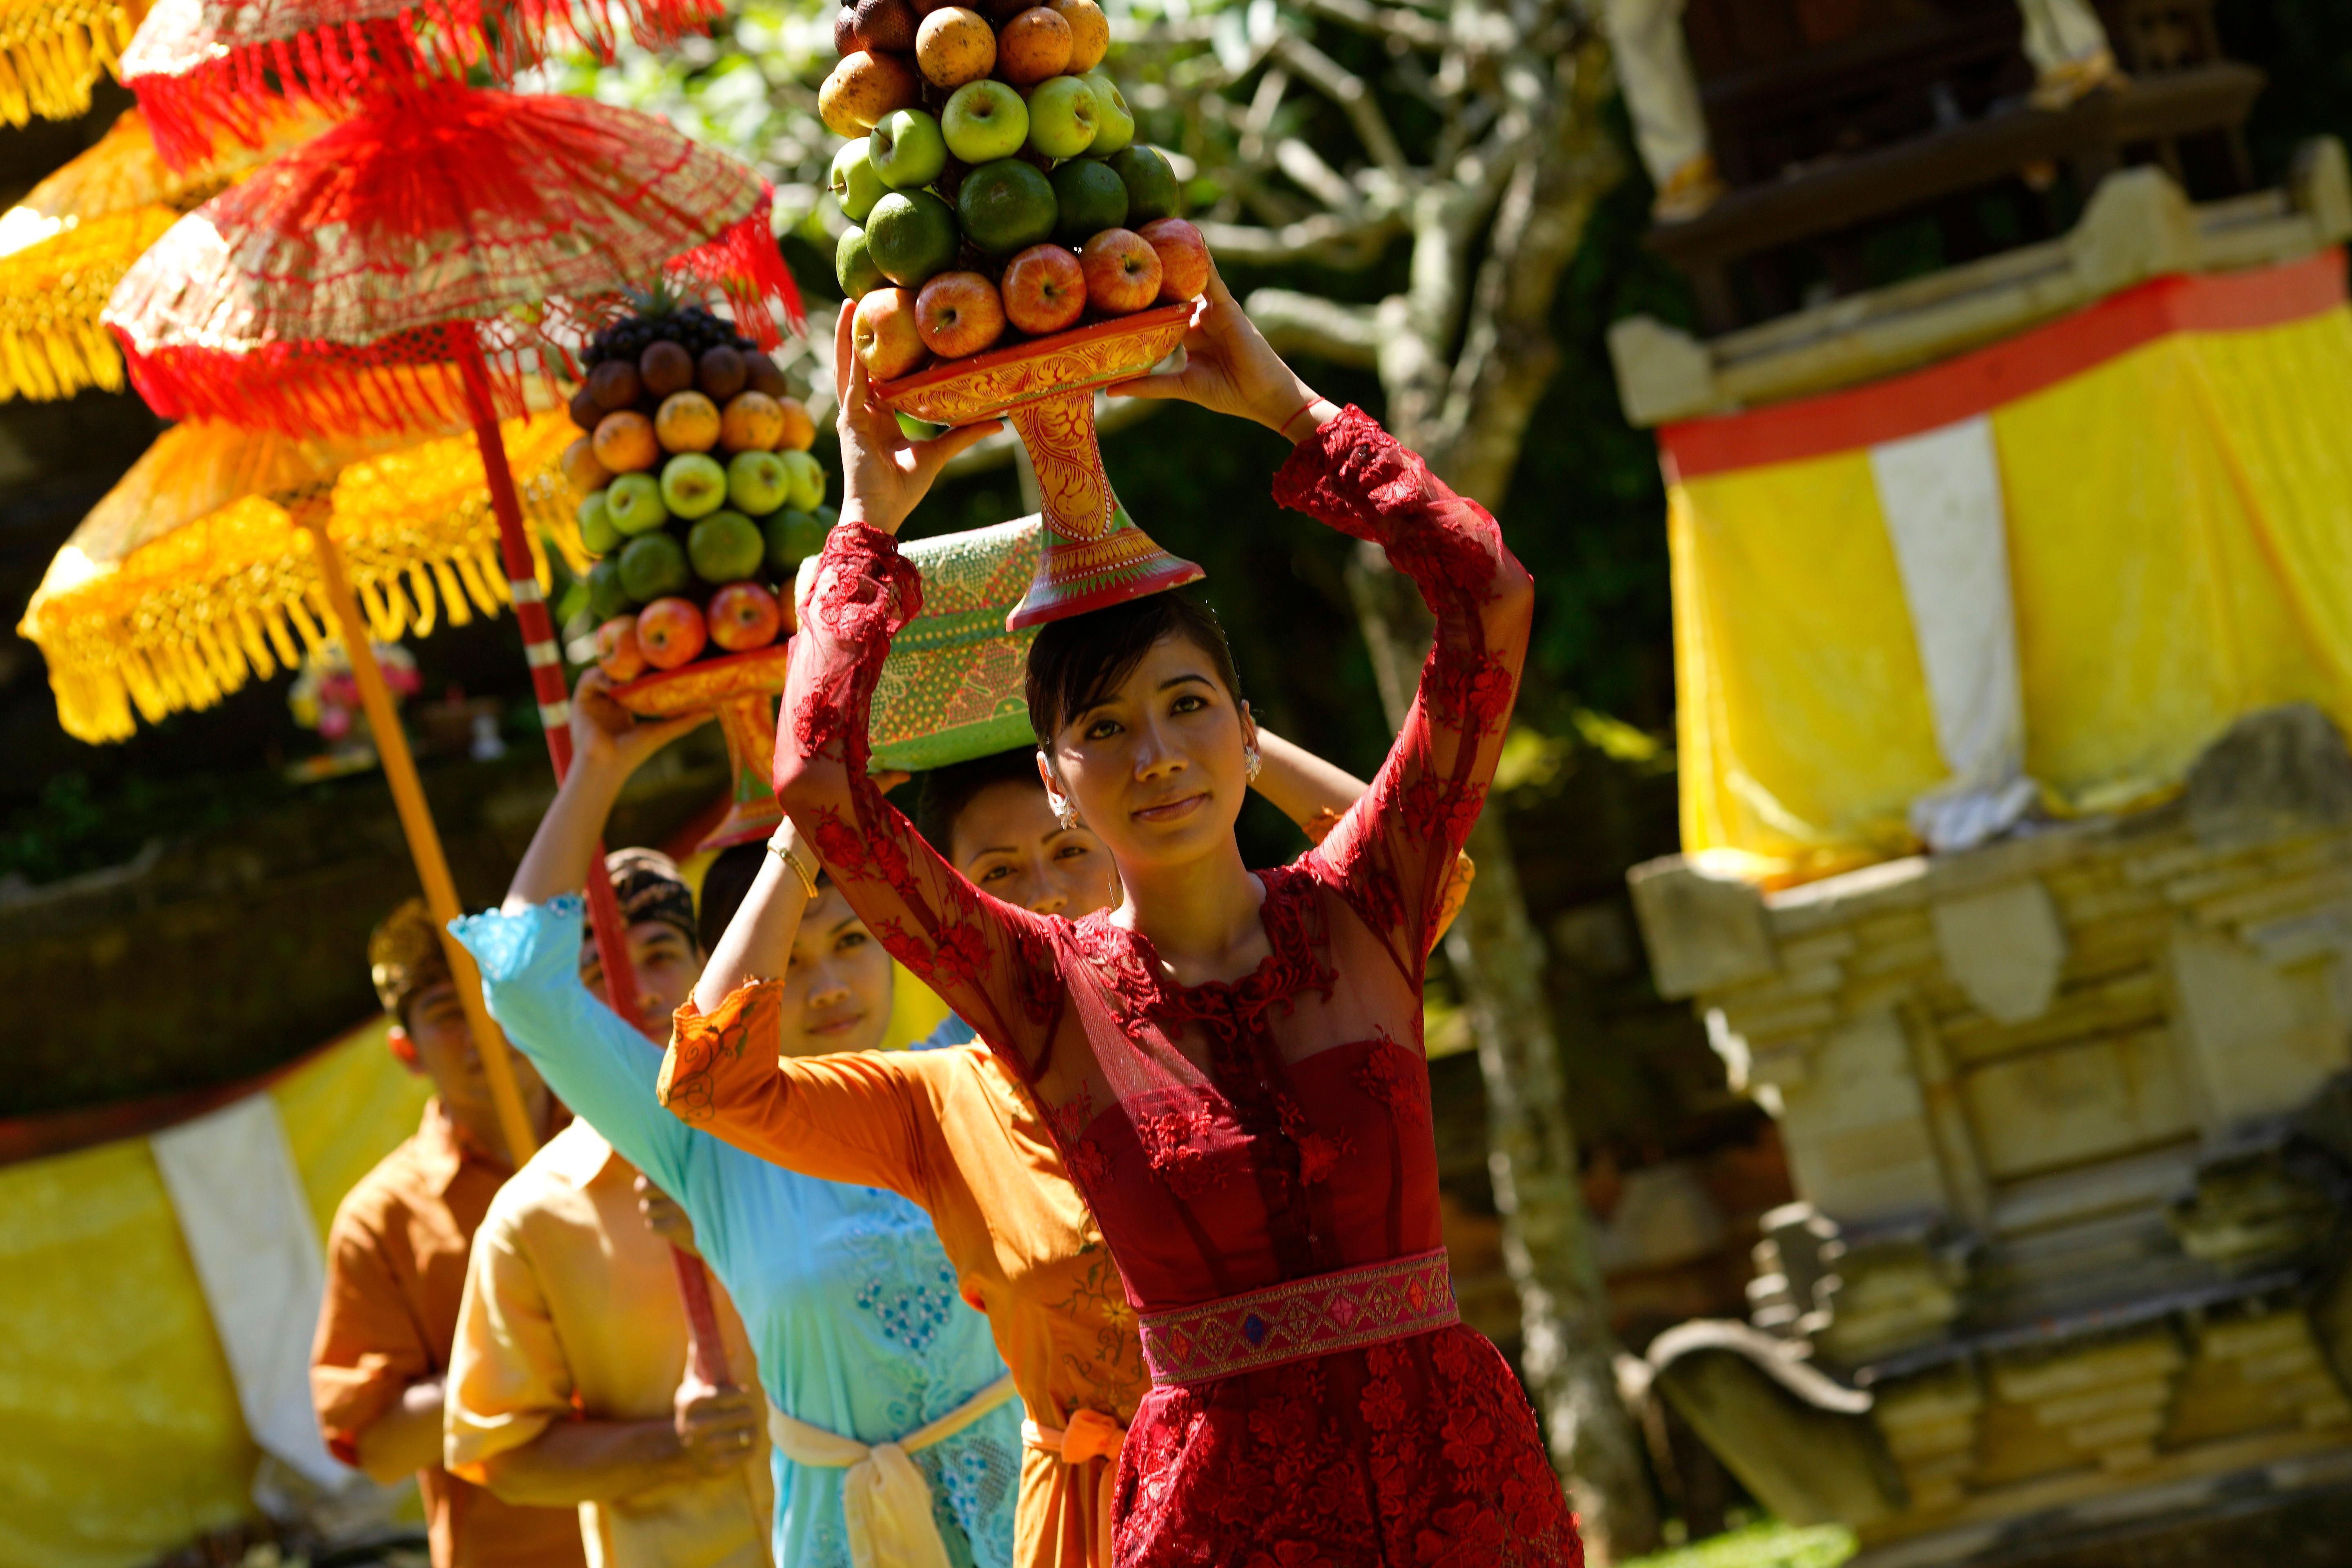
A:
[
  {"left": 775, "top": 886, "right": 895, "bottom": 1058},
  {"left": 950, "top": 778, "right": 1120, "bottom": 918},
  {"left": 1045, "top": 631, "right": 1254, "bottom": 875}
]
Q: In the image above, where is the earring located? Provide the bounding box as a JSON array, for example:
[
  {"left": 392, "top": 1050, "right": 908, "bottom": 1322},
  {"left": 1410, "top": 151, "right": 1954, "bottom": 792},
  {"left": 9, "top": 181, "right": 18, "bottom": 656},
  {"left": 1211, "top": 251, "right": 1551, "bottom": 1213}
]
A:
[
  {"left": 1048, "top": 792, "right": 1078, "bottom": 830},
  {"left": 1243, "top": 742, "right": 1263, "bottom": 783}
]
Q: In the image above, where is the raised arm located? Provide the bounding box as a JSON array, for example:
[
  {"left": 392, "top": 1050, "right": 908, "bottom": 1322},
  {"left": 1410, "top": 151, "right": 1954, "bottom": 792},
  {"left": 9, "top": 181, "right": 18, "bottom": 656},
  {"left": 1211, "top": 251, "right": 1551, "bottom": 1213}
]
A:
[
  {"left": 659, "top": 978, "right": 955, "bottom": 1204},
  {"left": 768, "top": 305, "right": 1062, "bottom": 1074},
  {"left": 1275, "top": 407, "right": 1530, "bottom": 968},
  {"left": 1115, "top": 265, "right": 1530, "bottom": 967},
  {"left": 454, "top": 677, "right": 712, "bottom": 1198}
]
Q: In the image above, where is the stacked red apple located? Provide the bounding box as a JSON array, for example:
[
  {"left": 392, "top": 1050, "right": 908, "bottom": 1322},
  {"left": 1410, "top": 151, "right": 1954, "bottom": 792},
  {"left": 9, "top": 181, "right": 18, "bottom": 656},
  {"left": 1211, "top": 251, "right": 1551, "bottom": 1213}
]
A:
[
  {"left": 561, "top": 305, "right": 835, "bottom": 681},
  {"left": 821, "top": 0, "right": 1213, "bottom": 378}
]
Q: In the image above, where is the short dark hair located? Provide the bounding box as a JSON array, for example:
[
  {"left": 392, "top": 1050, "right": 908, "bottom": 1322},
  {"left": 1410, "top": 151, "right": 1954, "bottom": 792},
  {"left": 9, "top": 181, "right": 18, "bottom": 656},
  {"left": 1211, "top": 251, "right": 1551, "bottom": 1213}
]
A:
[
  {"left": 368, "top": 898, "right": 449, "bottom": 1031},
  {"left": 917, "top": 747, "right": 1047, "bottom": 853},
  {"left": 697, "top": 836, "right": 832, "bottom": 951},
  {"left": 1024, "top": 592, "right": 1243, "bottom": 746},
  {"left": 697, "top": 841, "right": 767, "bottom": 953}
]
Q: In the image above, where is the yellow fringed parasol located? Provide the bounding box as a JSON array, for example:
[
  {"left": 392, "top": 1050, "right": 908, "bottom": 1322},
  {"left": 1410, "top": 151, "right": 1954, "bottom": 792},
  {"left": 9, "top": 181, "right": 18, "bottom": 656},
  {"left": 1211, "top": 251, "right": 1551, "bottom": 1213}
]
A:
[
  {"left": 0, "top": 104, "right": 323, "bottom": 400},
  {"left": 20, "top": 407, "right": 580, "bottom": 743},
  {"left": 0, "top": 0, "right": 148, "bottom": 125}
]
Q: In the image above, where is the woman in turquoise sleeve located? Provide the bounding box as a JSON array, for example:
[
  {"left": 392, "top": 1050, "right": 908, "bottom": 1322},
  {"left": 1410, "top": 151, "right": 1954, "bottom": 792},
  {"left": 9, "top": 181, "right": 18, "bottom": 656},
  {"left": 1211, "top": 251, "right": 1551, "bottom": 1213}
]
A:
[{"left": 448, "top": 674, "right": 1011, "bottom": 1568}]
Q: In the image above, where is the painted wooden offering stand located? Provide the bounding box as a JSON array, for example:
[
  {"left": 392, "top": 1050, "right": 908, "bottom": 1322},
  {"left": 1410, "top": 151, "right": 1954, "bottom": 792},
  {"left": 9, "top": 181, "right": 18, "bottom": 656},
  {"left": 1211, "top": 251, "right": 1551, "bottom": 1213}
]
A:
[
  {"left": 873, "top": 300, "right": 1204, "bottom": 628},
  {"left": 611, "top": 304, "right": 1205, "bottom": 845}
]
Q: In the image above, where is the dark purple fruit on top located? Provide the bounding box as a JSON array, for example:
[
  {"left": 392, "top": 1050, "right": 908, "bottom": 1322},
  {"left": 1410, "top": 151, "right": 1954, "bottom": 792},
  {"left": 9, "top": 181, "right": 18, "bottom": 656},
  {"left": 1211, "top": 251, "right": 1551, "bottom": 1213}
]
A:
[
  {"left": 569, "top": 385, "right": 604, "bottom": 431},
  {"left": 852, "top": 0, "right": 918, "bottom": 51},
  {"left": 742, "top": 354, "right": 790, "bottom": 398},
  {"left": 640, "top": 339, "right": 695, "bottom": 398},
  {"left": 587, "top": 358, "right": 642, "bottom": 413},
  {"left": 697, "top": 345, "right": 748, "bottom": 401}
]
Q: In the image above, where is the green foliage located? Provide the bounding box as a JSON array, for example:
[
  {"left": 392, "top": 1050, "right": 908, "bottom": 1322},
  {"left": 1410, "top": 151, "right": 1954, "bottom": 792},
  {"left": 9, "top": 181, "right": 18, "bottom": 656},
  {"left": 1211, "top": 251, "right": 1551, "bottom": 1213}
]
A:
[{"left": 1626, "top": 1522, "right": 1856, "bottom": 1568}]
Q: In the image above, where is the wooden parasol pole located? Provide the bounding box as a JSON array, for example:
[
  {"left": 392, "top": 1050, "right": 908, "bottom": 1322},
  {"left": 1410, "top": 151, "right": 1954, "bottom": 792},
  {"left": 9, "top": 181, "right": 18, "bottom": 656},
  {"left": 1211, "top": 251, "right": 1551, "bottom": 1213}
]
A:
[
  {"left": 453, "top": 339, "right": 731, "bottom": 1388},
  {"left": 299, "top": 508, "right": 540, "bottom": 1168}
]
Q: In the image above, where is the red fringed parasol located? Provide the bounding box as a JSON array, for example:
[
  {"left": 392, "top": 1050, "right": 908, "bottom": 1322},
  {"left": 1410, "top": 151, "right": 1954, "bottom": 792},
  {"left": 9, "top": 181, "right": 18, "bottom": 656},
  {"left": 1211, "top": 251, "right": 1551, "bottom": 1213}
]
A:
[
  {"left": 121, "top": 0, "right": 722, "bottom": 168},
  {"left": 105, "top": 83, "right": 800, "bottom": 437}
]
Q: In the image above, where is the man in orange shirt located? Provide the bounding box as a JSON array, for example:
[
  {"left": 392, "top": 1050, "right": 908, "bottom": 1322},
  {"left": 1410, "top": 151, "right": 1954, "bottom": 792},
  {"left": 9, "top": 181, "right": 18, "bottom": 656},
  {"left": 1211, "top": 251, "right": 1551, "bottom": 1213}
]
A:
[{"left": 310, "top": 900, "right": 585, "bottom": 1568}]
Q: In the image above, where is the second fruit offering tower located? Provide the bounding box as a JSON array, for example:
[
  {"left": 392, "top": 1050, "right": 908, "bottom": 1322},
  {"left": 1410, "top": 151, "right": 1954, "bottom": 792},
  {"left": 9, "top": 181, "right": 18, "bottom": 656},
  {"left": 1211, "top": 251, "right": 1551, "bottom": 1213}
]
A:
[
  {"left": 823, "top": 0, "right": 1213, "bottom": 377},
  {"left": 563, "top": 302, "right": 834, "bottom": 682}
]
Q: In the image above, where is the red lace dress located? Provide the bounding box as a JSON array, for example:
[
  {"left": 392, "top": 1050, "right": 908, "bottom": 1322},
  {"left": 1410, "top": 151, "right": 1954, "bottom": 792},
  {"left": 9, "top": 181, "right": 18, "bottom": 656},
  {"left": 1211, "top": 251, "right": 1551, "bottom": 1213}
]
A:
[{"left": 777, "top": 408, "right": 1579, "bottom": 1567}]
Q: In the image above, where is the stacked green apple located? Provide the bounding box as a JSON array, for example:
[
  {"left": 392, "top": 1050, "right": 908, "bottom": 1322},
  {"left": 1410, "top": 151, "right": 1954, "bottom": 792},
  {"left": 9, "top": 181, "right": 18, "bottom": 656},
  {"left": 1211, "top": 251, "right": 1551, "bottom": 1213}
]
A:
[
  {"left": 820, "top": 0, "right": 1213, "bottom": 379},
  {"left": 561, "top": 306, "right": 835, "bottom": 681}
]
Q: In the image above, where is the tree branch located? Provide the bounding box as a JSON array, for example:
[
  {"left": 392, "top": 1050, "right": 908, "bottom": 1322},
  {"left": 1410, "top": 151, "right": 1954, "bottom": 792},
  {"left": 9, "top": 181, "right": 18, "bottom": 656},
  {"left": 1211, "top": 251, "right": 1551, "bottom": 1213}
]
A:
[
  {"left": 1293, "top": 0, "right": 1452, "bottom": 52},
  {"left": 1271, "top": 33, "right": 1410, "bottom": 175},
  {"left": 1244, "top": 287, "right": 1382, "bottom": 368},
  {"left": 1194, "top": 213, "right": 1405, "bottom": 267}
]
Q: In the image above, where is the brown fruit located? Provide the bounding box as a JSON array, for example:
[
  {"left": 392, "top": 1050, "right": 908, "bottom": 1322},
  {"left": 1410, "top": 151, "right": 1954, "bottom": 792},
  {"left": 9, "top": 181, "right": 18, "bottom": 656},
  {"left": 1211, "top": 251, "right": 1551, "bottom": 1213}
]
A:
[
  {"left": 820, "top": 50, "right": 923, "bottom": 136},
  {"left": 913, "top": 6, "right": 994, "bottom": 89},
  {"left": 1043, "top": 0, "right": 1107, "bottom": 73},
  {"left": 587, "top": 357, "right": 642, "bottom": 412},
  {"left": 911, "top": 0, "right": 959, "bottom": 14},
  {"left": 742, "top": 353, "right": 791, "bottom": 399},
  {"left": 568, "top": 384, "right": 604, "bottom": 431},
  {"left": 697, "top": 345, "right": 748, "bottom": 401},
  {"left": 996, "top": 7, "right": 1071, "bottom": 85},
  {"left": 639, "top": 339, "right": 695, "bottom": 398},
  {"left": 773, "top": 396, "right": 818, "bottom": 451},
  {"left": 849, "top": 0, "right": 918, "bottom": 52},
  {"left": 560, "top": 437, "right": 612, "bottom": 497},
  {"left": 980, "top": 0, "right": 1027, "bottom": 20},
  {"left": 834, "top": 6, "right": 859, "bottom": 53}
]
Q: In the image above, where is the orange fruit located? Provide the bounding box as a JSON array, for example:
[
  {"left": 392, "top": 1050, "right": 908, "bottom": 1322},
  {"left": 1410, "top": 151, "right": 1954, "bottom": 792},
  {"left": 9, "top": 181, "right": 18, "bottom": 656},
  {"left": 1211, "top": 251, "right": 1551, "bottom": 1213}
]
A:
[
  {"left": 591, "top": 409, "right": 658, "bottom": 473},
  {"left": 655, "top": 391, "right": 722, "bottom": 454}
]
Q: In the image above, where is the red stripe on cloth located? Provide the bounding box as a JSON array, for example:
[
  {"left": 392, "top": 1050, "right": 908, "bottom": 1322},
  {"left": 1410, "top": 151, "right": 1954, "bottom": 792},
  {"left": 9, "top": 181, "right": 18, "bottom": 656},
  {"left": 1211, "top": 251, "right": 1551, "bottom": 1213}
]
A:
[{"left": 1660, "top": 250, "right": 2348, "bottom": 481}]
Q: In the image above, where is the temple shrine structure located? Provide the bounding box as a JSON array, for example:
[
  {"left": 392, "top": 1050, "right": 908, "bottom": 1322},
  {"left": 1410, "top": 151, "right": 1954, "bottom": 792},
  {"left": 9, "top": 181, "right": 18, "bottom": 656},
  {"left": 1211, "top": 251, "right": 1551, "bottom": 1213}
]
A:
[{"left": 1606, "top": 0, "right": 2352, "bottom": 1561}]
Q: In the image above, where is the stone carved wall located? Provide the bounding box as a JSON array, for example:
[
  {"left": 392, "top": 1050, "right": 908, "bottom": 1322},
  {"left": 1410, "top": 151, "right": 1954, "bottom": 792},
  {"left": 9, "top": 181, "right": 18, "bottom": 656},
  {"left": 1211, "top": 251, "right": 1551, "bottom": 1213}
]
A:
[{"left": 1631, "top": 707, "right": 2352, "bottom": 1556}]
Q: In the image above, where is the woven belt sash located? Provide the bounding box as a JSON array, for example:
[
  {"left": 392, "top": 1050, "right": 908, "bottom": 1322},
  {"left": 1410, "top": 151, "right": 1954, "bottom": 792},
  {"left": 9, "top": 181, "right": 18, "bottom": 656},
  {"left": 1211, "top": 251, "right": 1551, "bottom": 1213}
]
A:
[{"left": 1137, "top": 1248, "right": 1459, "bottom": 1387}]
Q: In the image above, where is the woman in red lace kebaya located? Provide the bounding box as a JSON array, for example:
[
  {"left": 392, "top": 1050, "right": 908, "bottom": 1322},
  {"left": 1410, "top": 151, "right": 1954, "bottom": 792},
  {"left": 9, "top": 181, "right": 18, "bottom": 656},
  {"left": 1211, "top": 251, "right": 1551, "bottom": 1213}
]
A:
[{"left": 768, "top": 271, "right": 1579, "bottom": 1566}]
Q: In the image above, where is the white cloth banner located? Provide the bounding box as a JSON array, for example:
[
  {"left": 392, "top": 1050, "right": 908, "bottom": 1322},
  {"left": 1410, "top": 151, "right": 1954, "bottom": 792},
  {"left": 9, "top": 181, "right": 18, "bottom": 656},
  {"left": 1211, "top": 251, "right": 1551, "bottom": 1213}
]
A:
[
  {"left": 1868, "top": 415, "right": 2037, "bottom": 852},
  {"left": 151, "top": 1094, "right": 352, "bottom": 1490}
]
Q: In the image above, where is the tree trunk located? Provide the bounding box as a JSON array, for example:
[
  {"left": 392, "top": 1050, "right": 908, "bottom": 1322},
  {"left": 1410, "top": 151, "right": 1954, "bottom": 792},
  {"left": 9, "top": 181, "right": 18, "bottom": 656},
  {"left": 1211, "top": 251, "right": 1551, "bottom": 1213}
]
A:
[{"left": 1331, "top": 25, "right": 1661, "bottom": 1557}]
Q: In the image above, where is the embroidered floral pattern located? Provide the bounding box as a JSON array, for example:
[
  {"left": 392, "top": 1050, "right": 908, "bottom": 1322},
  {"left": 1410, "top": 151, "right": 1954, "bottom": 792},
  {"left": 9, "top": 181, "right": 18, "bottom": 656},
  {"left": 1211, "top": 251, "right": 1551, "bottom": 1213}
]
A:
[
  {"left": 775, "top": 412, "right": 1574, "bottom": 1564},
  {"left": 1134, "top": 1103, "right": 1235, "bottom": 1198}
]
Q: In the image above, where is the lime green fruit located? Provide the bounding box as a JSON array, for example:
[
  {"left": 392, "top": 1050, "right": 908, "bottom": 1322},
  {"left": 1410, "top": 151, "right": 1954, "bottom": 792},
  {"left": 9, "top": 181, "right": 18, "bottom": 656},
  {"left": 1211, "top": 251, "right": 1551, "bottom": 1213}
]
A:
[
  {"left": 895, "top": 412, "right": 946, "bottom": 442},
  {"left": 577, "top": 490, "right": 621, "bottom": 555},
  {"left": 1051, "top": 157, "right": 1128, "bottom": 246},
  {"left": 617, "top": 531, "right": 691, "bottom": 602},
  {"left": 688, "top": 510, "right": 766, "bottom": 584},
  {"left": 765, "top": 508, "right": 832, "bottom": 572},
  {"left": 836, "top": 225, "right": 886, "bottom": 300},
  {"left": 1107, "top": 145, "right": 1181, "bottom": 224},
  {"left": 956, "top": 158, "right": 1057, "bottom": 256},
  {"left": 777, "top": 449, "right": 828, "bottom": 512},
  {"left": 864, "top": 190, "right": 960, "bottom": 289},
  {"left": 586, "top": 556, "right": 633, "bottom": 620},
  {"left": 830, "top": 138, "right": 886, "bottom": 223}
]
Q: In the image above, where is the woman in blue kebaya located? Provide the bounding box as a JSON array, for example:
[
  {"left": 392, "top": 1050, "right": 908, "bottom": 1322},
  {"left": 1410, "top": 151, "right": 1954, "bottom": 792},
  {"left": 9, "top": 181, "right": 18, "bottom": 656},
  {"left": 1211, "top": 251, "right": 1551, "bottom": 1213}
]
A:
[{"left": 450, "top": 673, "right": 1018, "bottom": 1568}]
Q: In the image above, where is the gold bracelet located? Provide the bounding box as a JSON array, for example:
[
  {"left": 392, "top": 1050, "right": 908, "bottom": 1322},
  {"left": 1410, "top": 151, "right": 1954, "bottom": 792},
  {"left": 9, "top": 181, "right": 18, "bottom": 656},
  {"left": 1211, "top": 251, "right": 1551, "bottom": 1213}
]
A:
[{"left": 767, "top": 827, "right": 820, "bottom": 900}]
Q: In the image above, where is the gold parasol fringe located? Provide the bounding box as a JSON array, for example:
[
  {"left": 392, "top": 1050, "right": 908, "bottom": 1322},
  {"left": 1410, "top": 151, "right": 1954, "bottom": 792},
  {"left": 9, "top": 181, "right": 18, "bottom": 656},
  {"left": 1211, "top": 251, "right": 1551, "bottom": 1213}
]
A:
[
  {"left": 0, "top": 205, "right": 174, "bottom": 401},
  {"left": 0, "top": 0, "right": 142, "bottom": 127},
  {"left": 22, "top": 409, "right": 577, "bottom": 742}
]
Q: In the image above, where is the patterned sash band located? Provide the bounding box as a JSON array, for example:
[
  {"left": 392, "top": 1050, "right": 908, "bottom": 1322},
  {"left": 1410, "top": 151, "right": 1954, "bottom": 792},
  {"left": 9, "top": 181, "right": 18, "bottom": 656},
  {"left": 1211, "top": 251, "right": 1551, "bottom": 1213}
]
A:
[{"left": 1138, "top": 1248, "right": 1459, "bottom": 1387}]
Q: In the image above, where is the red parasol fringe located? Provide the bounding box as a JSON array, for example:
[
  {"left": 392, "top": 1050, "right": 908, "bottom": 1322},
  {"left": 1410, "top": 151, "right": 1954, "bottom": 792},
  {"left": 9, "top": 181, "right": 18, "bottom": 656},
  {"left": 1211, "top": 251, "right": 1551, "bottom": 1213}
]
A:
[
  {"left": 128, "top": 0, "right": 725, "bottom": 172},
  {"left": 670, "top": 196, "right": 804, "bottom": 345}
]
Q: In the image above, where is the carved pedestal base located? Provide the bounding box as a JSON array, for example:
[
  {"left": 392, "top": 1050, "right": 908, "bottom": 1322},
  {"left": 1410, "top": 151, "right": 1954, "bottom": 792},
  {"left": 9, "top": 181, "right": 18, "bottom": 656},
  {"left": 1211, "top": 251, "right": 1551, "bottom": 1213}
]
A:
[{"left": 873, "top": 303, "right": 1204, "bottom": 628}]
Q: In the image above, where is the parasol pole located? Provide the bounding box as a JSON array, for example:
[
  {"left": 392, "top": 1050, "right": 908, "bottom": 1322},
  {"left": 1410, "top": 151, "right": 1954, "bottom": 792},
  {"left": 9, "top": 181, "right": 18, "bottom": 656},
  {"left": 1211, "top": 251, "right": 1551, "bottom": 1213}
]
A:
[
  {"left": 454, "top": 336, "right": 731, "bottom": 1388},
  {"left": 298, "top": 507, "right": 541, "bottom": 1168}
]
